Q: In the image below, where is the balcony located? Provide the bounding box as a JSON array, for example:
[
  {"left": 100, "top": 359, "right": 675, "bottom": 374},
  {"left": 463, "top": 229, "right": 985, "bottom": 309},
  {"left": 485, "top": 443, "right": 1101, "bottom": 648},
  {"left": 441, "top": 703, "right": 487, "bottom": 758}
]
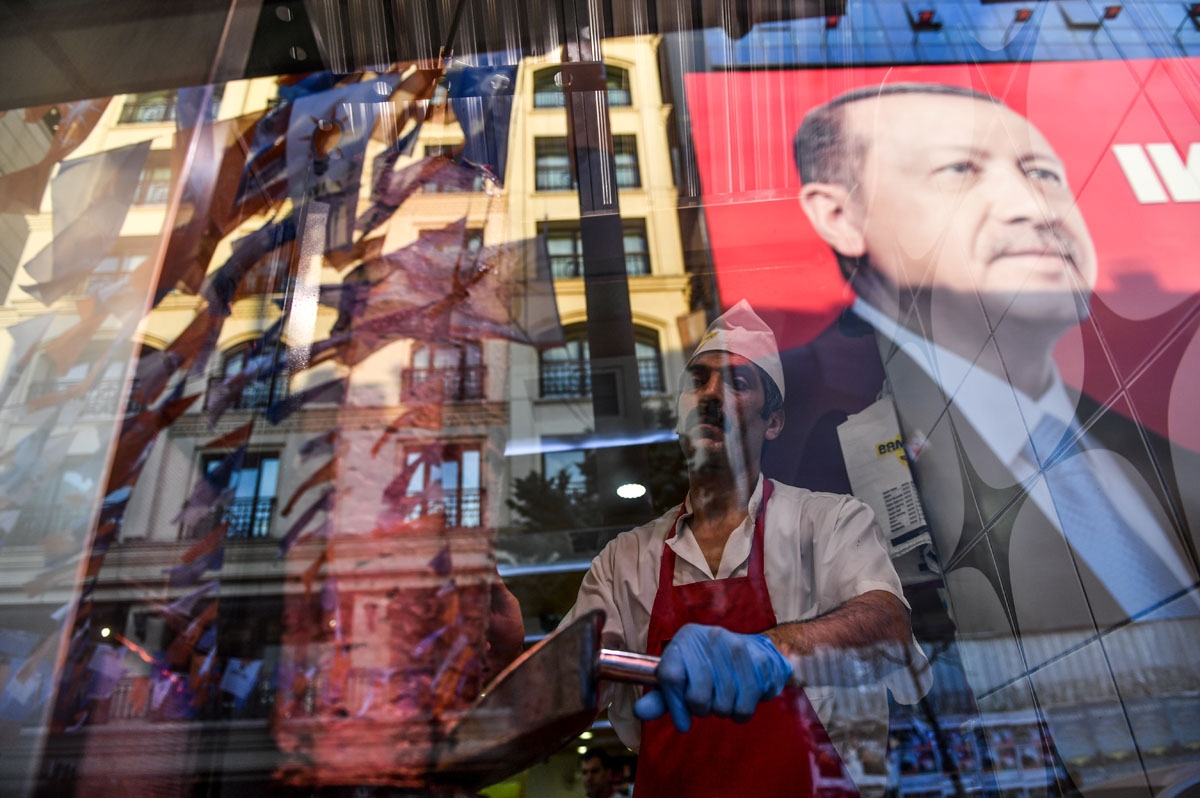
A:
[
  {"left": 400, "top": 365, "right": 485, "bottom": 402},
  {"left": 403, "top": 488, "right": 483, "bottom": 528},
  {"left": 204, "top": 375, "right": 287, "bottom": 412},
  {"left": 26, "top": 378, "right": 145, "bottom": 416},
  {"left": 539, "top": 356, "right": 663, "bottom": 398},
  {"left": 548, "top": 252, "right": 648, "bottom": 279},
  {"left": 224, "top": 497, "right": 275, "bottom": 539}
]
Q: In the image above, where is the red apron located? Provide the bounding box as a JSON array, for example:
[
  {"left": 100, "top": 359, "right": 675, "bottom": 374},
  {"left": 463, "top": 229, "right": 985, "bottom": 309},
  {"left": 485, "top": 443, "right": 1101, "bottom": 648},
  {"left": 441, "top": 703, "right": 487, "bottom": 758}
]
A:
[{"left": 633, "top": 481, "right": 857, "bottom": 798}]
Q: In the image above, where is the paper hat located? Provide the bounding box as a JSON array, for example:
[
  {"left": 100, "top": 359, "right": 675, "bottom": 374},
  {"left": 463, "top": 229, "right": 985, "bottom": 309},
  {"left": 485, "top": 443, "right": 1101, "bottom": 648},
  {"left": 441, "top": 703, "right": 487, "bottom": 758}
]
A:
[{"left": 686, "top": 299, "right": 785, "bottom": 400}]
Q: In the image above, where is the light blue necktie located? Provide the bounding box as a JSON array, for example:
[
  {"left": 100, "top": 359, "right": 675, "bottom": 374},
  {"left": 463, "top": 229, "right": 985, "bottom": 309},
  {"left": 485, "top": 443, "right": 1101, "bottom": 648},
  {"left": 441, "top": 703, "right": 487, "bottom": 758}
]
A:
[{"left": 1026, "top": 415, "right": 1181, "bottom": 622}]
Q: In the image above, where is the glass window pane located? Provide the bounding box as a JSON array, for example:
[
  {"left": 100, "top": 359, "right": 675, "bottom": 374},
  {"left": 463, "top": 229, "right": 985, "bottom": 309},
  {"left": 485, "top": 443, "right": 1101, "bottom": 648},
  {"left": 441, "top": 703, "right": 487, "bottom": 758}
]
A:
[{"left": 7, "top": 6, "right": 1200, "bottom": 796}]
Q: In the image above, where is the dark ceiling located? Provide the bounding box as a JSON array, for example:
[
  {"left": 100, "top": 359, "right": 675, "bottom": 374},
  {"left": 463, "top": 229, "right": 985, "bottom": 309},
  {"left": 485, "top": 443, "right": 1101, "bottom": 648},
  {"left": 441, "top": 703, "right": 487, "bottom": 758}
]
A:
[{"left": 0, "top": 0, "right": 842, "bottom": 110}]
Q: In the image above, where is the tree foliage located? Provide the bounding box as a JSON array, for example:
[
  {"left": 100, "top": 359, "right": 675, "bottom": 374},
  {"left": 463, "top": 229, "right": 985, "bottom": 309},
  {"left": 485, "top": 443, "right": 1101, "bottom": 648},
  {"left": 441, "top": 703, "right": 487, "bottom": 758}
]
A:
[{"left": 507, "top": 403, "right": 689, "bottom": 532}]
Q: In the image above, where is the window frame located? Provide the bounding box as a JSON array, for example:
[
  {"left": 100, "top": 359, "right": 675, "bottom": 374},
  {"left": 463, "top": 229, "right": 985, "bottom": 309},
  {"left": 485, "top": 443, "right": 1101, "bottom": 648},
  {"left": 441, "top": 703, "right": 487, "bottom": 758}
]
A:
[
  {"left": 198, "top": 449, "right": 281, "bottom": 540},
  {"left": 532, "top": 64, "right": 633, "bottom": 108},
  {"left": 538, "top": 323, "right": 664, "bottom": 398},
  {"left": 539, "top": 218, "right": 651, "bottom": 278}
]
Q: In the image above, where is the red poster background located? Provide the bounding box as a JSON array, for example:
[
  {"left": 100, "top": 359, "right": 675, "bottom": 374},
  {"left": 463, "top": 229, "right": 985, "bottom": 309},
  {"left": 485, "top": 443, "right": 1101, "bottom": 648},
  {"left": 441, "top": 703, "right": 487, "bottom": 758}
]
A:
[{"left": 684, "top": 58, "right": 1200, "bottom": 448}]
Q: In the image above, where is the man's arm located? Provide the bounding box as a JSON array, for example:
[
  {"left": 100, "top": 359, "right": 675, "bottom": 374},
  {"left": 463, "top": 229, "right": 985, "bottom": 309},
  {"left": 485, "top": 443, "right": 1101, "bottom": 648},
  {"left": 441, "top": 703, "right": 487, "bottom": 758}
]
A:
[{"left": 765, "top": 589, "right": 914, "bottom": 679}]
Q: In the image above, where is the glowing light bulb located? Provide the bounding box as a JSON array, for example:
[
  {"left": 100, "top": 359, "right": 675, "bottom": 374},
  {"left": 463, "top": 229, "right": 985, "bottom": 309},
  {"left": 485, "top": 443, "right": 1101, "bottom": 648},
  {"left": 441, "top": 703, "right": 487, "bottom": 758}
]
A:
[{"left": 616, "top": 483, "right": 646, "bottom": 499}]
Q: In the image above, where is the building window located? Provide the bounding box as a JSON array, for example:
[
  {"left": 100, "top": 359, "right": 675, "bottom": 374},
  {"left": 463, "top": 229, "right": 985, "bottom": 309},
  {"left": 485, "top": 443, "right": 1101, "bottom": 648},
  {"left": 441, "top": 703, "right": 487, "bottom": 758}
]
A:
[
  {"left": 26, "top": 345, "right": 129, "bottom": 417},
  {"left": 532, "top": 65, "right": 632, "bottom": 108},
  {"left": 402, "top": 341, "right": 485, "bottom": 402},
  {"left": 5, "top": 456, "right": 102, "bottom": 546},
  {"left": 402, "top": 445, "right": 483, "bottom": 528},
  {"left": 118, "top": 87, "right": 223, "bottom": 124},
  {"left": 202, "top": 451, "right": 279, "bottom": 539},
  {"left": 541, "top": 219, "right": 650, "bottom": 279},
  {"left": 534, "top": 137, "right": 573, "bottom": 191},
  {"left": 206, "top": 344, "right": 290, "bottom": 412},
  {"left": 89, "top": 238, "right": 155, "bottom": 292},
  {"left": 613, "top": 135, "right": 641, "bottom": 188},
  {"left": 543, "top": 449, "right": 588, "bottom": 495},
  {"left": 539, "top": 324, "right": 663, "bottom": 398},
  {"left": 621, "top": 219, "right": 650, "bottom": 275},
  {"left": 421, "top": 144, "right": 486, "bottom": 192},
  {"left": 417, "top": 226, "right": 483, "bottom": 255},
  {"left": 534, "top": 135, "right": 639, "bottom": 191},
  {"left": 133, "top": 151, "right": 172, "bottom": 206}
]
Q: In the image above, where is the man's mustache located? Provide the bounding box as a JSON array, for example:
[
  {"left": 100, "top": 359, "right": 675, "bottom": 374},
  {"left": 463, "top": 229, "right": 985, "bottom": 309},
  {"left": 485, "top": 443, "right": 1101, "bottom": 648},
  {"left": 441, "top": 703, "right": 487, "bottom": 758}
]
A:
[
  {"left": 684, "top": 402, "right": 726, "bottom": 431},
  {"left": 987, "top": 224, "right": 1080, "bottom": 269}
]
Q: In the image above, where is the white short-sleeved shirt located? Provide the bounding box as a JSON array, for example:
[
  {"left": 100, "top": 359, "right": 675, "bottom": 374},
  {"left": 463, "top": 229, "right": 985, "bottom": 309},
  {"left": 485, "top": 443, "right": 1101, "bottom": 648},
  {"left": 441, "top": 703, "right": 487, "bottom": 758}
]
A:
[{"left": 561, "top": 475, "right": 928, "bottom": 751}]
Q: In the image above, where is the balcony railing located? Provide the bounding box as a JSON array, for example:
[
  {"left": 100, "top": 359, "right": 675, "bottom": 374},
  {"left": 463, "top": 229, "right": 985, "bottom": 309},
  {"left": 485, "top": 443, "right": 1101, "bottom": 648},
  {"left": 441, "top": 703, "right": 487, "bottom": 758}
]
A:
[
  {"left": 26, "top": 378, "right": 145, "bottom": 416},
  {"left": 445, "top": 488, "right": 482, "bottom": 528},
  {"left": 535, "top": 167, "right": 575, "bottom": 192},
  {"left": 540, "top": 356, "right": 663, "bottom": 398},
  {"left": 403, "top": 488, "right": 483, "bottom": 528},
  {"left": 117, "top": 97, "right": 221, "bottom": 125},
  {"left": 549, "top": 252, "right": 649, "bottom": 279},
  {"left": 224, "top": 497, "right": 275, "bottom": 539},
  {"left": 204, "top": 375, "right": 288, "bottom": 411},
  {"left": 535, "top": 166, "right": 639, "bottom": 193},
  {"left": 400, "top": 365, "right": 485, "bottom": 402}
]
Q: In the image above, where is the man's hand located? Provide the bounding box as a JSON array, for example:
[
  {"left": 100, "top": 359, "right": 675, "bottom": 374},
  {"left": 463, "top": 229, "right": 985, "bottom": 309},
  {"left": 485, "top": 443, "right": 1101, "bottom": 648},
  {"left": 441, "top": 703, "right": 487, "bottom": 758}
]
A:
[
  {"left": 483, "top": 577, "right": 524, "bottom": 682},
  {"left": 633, "top": 624, "right": 793, "bottom": 732}
]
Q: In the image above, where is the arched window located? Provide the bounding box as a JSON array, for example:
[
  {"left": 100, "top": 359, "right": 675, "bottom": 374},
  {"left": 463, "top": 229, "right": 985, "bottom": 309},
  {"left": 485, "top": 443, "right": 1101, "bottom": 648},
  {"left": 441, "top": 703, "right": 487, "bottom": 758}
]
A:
[
  {"left": 532, "top": 65, "right": 632, "bottom": 108},
  {"left": 539, "top": 325, "right": 663, "bottom": 398}
]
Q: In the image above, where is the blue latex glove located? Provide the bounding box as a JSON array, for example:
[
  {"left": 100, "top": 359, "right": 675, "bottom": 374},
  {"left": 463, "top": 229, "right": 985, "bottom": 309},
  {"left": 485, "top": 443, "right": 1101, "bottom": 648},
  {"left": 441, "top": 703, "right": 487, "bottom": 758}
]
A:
[{"left": 633, "top": 623, "right": 793, "bottom": 732}]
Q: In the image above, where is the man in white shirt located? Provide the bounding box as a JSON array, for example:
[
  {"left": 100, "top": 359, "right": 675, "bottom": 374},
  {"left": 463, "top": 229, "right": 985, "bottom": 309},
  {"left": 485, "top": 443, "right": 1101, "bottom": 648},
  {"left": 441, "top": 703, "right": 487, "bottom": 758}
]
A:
[
  {"left": 790, "top": 83, "right": 1200, "bottom": 795},
  {"left": 562, "top": 300, "right": 929, "bottom": 797}
]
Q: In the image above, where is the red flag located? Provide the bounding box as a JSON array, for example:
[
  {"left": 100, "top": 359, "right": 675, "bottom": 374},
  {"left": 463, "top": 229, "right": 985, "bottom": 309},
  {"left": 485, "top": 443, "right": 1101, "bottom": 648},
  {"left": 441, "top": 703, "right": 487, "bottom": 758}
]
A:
[
  {"left": 0, "top": 161, "right": 55, "bottom": 215},
  {"left": 370, "top": 404, "right": 444, "bottom": 457},
  {"left": 182, "top": 521, "right": 229, "bottom": 564},
  {"left": 325, "top": 235, "right": 384, "bottom": 271},
  {"left": 0, "top": 99, "right": 112, "bottom": 215},
  {"left": 281, "top": 458, "right": 337, "bottom": 517},
  {"left": 230, "top": 239, "right": 297, "bottom": 301},
  {"left": 277, "top": 489, "right": 335, "bottom": 555},
  {"left": 166, "top": 601, "right": 218, "bottom": 666},
  {"left": 157, "top": 117, "right": 254, "bottom": 298},
  {"left": 108, "top": 391, "right": 201, "bottom": 491},
  {"left": 203, "top": 421, "right": 254, "bottom": 450},
  {"left": 149, "top": 305, "right": 225, "bottom": 380},
  {"left": 265, "top": 377, "right": 347, "bottom": 424}
]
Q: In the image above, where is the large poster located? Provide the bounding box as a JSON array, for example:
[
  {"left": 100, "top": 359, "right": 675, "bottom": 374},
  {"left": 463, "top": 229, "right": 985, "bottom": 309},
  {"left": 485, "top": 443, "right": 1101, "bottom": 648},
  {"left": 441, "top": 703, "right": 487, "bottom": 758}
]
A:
[{"left": 685, "top": 59, "right": 1200, "bottom": 792}]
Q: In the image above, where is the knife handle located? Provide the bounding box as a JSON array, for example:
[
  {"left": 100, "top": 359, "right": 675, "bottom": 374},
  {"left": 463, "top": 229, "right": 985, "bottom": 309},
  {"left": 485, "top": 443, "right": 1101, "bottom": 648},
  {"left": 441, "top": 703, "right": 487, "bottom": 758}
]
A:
[{"left": 597, "top": 649, "right": 660, "bottom": 686}]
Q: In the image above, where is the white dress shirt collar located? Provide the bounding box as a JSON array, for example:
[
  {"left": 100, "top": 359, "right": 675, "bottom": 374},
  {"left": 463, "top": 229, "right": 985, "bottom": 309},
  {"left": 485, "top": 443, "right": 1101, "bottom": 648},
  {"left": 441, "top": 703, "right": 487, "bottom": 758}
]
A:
[{"left": 668, "top": 473, "right": 765, "bottom": 580}]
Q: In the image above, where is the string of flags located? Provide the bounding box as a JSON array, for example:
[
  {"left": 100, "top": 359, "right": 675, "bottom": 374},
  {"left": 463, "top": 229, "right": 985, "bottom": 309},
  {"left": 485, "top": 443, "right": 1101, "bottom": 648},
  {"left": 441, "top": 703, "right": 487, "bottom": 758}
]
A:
[{"left": 0, "top": 57, "right": 561, "bottom": 750}]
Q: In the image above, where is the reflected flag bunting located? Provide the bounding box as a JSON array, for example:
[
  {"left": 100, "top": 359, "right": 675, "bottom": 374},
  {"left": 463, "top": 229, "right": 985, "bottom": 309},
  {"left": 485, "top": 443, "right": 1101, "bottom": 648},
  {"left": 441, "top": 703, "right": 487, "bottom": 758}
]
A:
[
  {"left": 202, "top": 216, "right": 298, "bottom": 310},
  {"left": 21, "top": 141, "right": 152, "bottom": 305},
  {"left": 278, "top": 488, "right": 335, "bottom": 555},
  {"left": 0, "top": 99, "right": 112, "bottom": 215},
  {"left": 282, "top": 458, "right": 336, "bottom": 516},
  {"left": 265, "top": 377, "right": 347, "bottom": 424},
  {"left": 286, "top": 75, "right": 401, "bottom": 250},
  {"left": 448, "top": 63, "right": 518, "bottom": 185}
]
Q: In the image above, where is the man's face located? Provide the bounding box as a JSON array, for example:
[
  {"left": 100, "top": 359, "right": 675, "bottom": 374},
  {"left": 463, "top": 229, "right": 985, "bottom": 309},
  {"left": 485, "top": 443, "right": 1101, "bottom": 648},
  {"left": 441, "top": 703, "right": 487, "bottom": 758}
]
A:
[
  {"left": 842, "top": 93, "right": 1097, "bottom": 328},
  {"left": 677, "top": 351, "right": 782, "bottom": 473},
  {"left": 580, "top": 757, "right": 611, "bottom": 797}
]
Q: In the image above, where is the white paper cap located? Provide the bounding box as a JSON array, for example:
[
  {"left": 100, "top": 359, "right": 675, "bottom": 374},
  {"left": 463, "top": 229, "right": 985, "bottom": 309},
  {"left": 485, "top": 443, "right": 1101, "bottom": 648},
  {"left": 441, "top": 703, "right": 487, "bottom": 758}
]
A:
[{"left": 686, "top": 299, "right": 785, "bottom": 400}]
